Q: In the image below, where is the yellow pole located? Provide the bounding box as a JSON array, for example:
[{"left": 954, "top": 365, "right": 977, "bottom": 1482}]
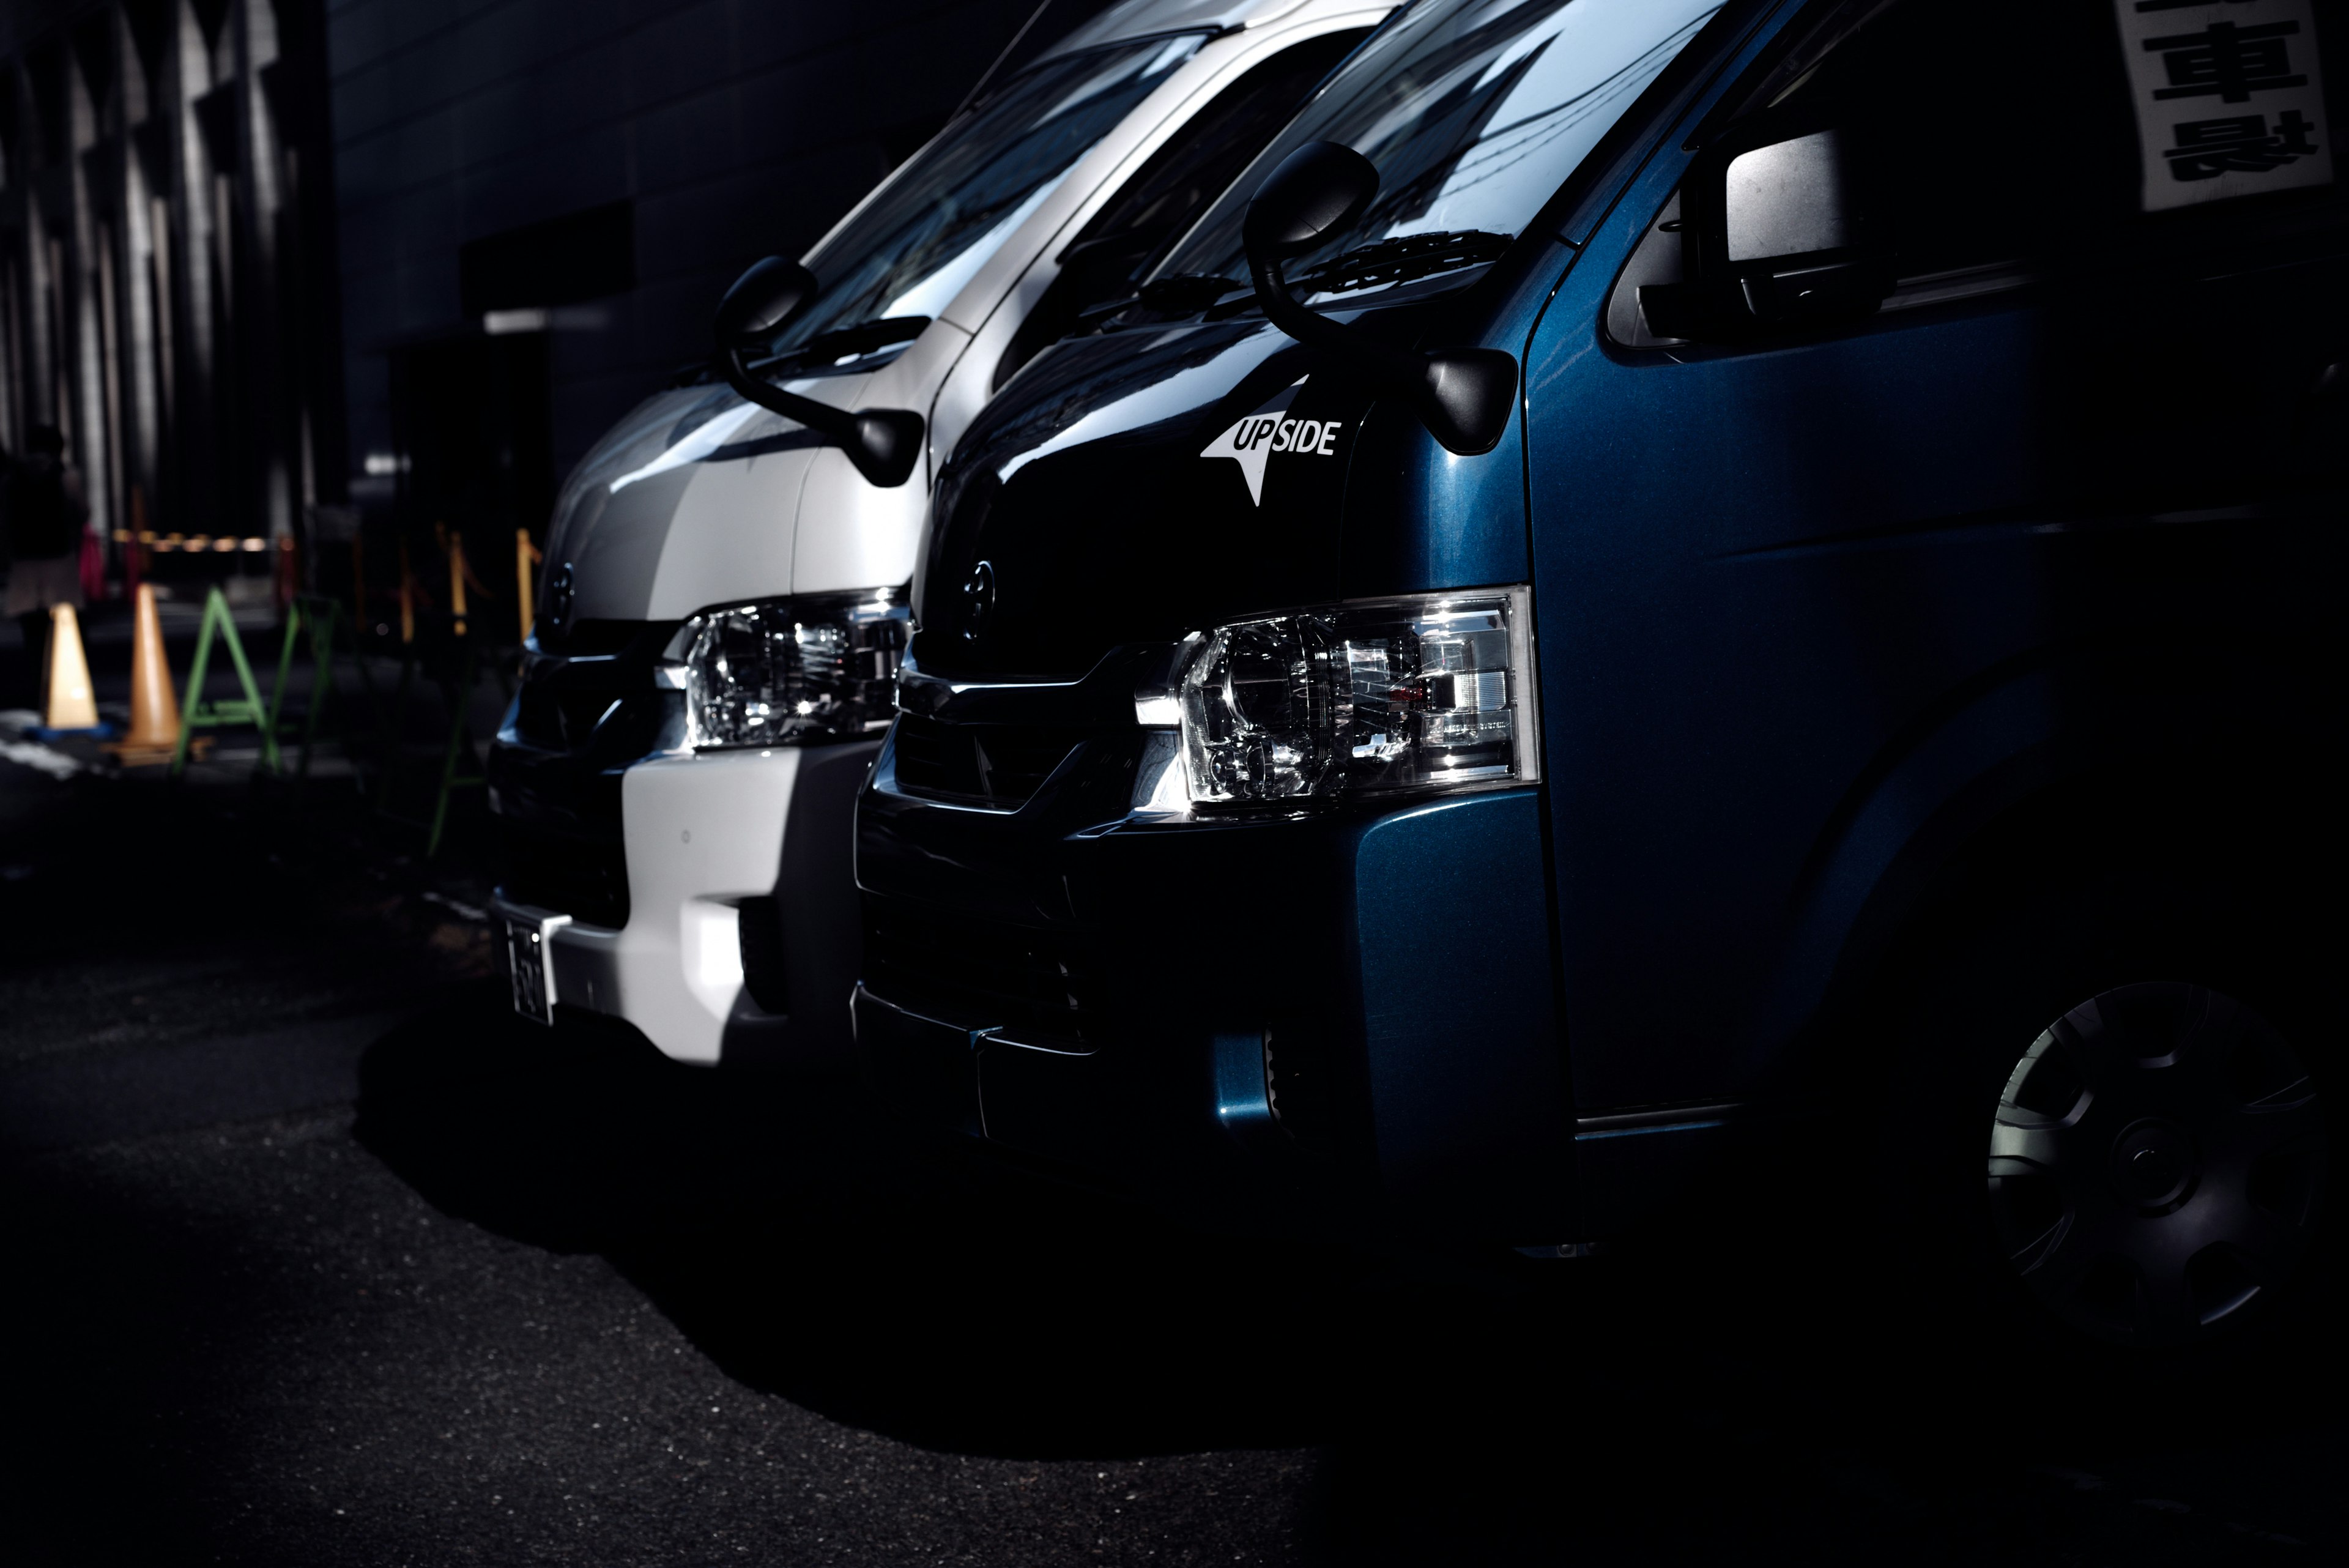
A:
[
  {"left": 448, "top": 532, "right": 469, "bottom": 637},
  {"left": 516, "top": 528, "right": 540, "bottom": 644},
  {"left": 397, "top": 537, "right": 414, "bottom": 644}
]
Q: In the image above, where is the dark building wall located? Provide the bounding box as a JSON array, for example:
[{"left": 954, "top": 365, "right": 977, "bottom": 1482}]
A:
[
  {"left": 1, "top": 0, "right": 344, "bottom": 567},
  {"left": 327, "top": 0, "right": 1099, "bottom": 525}
]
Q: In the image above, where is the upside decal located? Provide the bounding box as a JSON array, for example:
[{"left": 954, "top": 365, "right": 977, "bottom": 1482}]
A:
[{"left": 1201, "top": 381, "right": 1345, "bottom": 505}]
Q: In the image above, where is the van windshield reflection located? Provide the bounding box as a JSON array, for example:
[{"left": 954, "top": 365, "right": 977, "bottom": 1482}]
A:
[
  {"left": 768, "top": 32, "right": 1209, "bottom": 354},
  {"left": 1156, "top": 0, "right": 1722, "bottom": 303}
]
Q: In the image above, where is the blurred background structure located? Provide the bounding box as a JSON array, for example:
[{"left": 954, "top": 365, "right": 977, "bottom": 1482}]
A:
[
  {"left": 0, "top": 0, "right": 341, "bottom": 587},
  {"left": 1, "top": 0, "right": 1110, "bottom": 612}
]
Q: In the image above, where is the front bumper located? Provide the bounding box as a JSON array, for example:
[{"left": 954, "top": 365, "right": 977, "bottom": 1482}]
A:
[
  {"left": 493, "top": 741, "right": 875, "bottom": 1066},
  {"left": 854, "top": 689, "right": 1575, "bottom": 1242}
]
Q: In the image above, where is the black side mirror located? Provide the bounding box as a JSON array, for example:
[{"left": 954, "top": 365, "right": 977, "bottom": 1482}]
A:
[
  {"left": 1638, "top": 124, "right": 1893, "bottom": 342},
  {"left": 712, "top": 256, "right": 924, "bottom": 488},
  {"left": 1241, "top": 143, "right": 1516, "bottom": 457},
  {"left": 715, "top": 256, "right": 818, "bottom": 347}
]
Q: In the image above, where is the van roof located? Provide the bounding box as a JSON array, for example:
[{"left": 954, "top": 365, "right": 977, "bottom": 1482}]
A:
[{"left": 1042, "top": 0, "right": 1310, "bottom": 58}]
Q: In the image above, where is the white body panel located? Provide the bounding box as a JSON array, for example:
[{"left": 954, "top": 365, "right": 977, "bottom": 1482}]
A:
[
  {"left": 516, "top": 0, "right": 1392, "bottom": 1062},
  {"left": 497, "top": 748, "right": 800, "bottom": 1065}
]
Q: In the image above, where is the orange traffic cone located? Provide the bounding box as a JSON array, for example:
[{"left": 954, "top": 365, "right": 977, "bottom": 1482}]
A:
[
  {"left": 42, "top": 604, "right": 102, "bottom": 733},
  {"left": 105, "top": 585, "right": 190, "bottom": 766}
]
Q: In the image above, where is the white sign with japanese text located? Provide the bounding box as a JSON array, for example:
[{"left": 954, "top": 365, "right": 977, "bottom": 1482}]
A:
[{"left": 2113, "top": 0, "right": 2331, "bottom": 212}]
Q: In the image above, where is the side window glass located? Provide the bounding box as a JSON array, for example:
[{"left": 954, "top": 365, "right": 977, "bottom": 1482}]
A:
[
  {"left": 1609, "top": 0, "right": 2339, "bottom": 350},
  {"left": 993, "top": 29, "right": 1371, "bottom": 390}
]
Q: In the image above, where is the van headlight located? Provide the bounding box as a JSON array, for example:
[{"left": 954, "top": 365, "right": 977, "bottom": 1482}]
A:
[
  {"left": 664, "top": 588, "right": 910, "bottom": 749},
  {"left": 1161, "top": 586, "right": 1538, "bottom": 805}
]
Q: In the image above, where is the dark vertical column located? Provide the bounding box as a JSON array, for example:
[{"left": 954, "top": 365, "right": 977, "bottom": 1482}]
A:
[
  {"left": 0, "top": 67, "right": 20, "bottom": 450},
  {"left": 262, "top": 0, "right": 346, "bottom": 513}
]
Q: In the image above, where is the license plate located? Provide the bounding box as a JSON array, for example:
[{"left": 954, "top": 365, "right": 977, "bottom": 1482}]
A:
[{"left": 502, "top": 909, "right": 569, "bottom": 1024}]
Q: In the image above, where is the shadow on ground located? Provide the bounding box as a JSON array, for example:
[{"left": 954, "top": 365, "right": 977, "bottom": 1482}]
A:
[
  {"left": 352, "top": 988, "right": 2349, "bottom": 1564},
  {"left": 355, "top": 988, "right": 1369, "bottom": 1458}
]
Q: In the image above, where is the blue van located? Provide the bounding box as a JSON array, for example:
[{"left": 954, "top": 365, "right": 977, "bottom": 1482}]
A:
[{"left": 856, "top": 0, "right": 2345, "bottom": 1352}]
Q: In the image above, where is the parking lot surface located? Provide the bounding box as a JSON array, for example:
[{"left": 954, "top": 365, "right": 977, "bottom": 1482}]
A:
[{"left": 2, "top": 660, "right": 2342, "bottom": 1566}]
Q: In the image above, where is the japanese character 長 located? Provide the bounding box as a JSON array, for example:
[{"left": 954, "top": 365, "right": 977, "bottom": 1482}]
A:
[{"left": 2164, "top": 109, "right": 2321, "bottom": 179}]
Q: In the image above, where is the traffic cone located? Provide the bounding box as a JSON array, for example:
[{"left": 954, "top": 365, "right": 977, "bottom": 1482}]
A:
[
  {"left": 105, "top": 585, "right": 187, "bottom": 766},
  {"left": 41, "top": 604, "right": 102, "bottom": 733}
]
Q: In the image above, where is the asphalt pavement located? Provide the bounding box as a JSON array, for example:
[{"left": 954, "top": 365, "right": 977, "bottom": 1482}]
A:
[{"left": 2, "top": 608, "right": 2343, "bottom": 1566}]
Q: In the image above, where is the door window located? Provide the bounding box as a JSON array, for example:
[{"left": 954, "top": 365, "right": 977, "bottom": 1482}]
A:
[{"left": 1610, "top": 0, "right": 2340, "bottom": 347}]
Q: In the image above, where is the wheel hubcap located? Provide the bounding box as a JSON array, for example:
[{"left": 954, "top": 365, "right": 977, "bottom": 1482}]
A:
[
  {"left": 2109, "top": 1120, "right": 2196, "bottom": 1210},
  {"left": 1986, "top": 983, "right": 2327, "bottom": 1347}
]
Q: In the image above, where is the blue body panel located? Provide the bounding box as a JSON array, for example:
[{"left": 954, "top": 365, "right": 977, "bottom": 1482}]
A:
[
  {"left": 858, "top": 713, "right": 1571, "bottom": 1236},
  {"left": 1338, "top": 331, "right": 1537, "bottom": 598},
  {"left": 1354, "top": 792, "right": 1567, "bottom": 1223},
  {"left": 857, "top": 0, "right": 2349, "bottom": 1246},
  {"left": 1521, "top": 138, "right": 2349, "bottom": 1115}
]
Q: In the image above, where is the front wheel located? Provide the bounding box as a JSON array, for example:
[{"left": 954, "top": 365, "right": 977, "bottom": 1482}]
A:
[
  {"left": 1985, "top": 982, "right": 2327, "bottom": 1348},
  {"left": 1876, "top": 871, "right": 2338, "bottom": 1368}
]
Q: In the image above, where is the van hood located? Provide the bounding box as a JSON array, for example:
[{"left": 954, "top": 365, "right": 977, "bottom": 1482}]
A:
[
  {"left": 540, "top": 371, "right": 878, "bottom": 628},
  {"left": 915, "top": 288, "right": 1528, "bottom": 683}
]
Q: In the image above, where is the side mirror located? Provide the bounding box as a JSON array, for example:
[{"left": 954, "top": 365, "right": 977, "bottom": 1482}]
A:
[
  {"left": 714, "top": 256, "right": 817, "bottom": 348},
  {"left": 711, "top": 256, "right": 924, "bottom": 488},
  {"left": 1639, "top": 125, "right": 1893, "bottom": 341},
  {"left": 1241, "top": 142, "right": 1516, "bottom": 458},
  {"left": 1243, "top": 139, "right": 1378, "bottom": 260}
]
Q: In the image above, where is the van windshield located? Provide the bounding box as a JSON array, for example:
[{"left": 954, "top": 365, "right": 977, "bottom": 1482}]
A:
[
  {"left": 1153, "top": 0, "right": 1721, "bottom": 302},
  {"left": 770, "top": 32, "right": 1210, "bottom": 358}
]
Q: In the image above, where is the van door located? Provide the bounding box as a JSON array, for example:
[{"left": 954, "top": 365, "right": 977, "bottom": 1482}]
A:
[{"left": 1520, "top": 0, "right": 2347, "bottom": 1133}]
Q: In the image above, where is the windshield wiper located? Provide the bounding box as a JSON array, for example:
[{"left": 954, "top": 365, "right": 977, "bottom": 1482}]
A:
[
  {"left": 1293, "top": 231, "right": 1513, "bottom": 296},
  {"left": 1073, "top": 273, "right": 1251, "bottom": 329},
  {"left": 752, "top": 315, "right": 930, "bottom": 374}
]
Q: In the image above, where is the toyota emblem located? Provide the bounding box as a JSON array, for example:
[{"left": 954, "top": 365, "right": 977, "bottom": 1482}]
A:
[
  {"left": 544, "top": 562, "right": 577, "bottom": 634},
  {"left": 960, "top": 560, "right": 995, "bottom": 641}
]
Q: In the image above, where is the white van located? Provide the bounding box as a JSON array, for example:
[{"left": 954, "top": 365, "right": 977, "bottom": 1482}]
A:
[{"left": 488, "top": 0, "right": 1392, "bottom": 1064}]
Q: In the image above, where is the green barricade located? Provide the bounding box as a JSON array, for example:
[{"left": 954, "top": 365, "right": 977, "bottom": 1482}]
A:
[
  {"left": 171, "top": 587, "right": 280, "bottom": 776},
  {"left": 372, "top": 617, "right": 490, "bottom": 858},
  {"left": 265, "top": 593, "right": 377, "bottom": 792},
  {"left": 171, "top": 589, "right": 379, "bottom": 787}
]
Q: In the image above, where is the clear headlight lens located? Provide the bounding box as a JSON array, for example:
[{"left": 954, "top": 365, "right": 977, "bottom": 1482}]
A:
[
  {"left": 667, "top": 589, "right": 909, "bottom": 749},
  {"left": 1171, "top": 587, "right": 1537, "bottom": 805}
]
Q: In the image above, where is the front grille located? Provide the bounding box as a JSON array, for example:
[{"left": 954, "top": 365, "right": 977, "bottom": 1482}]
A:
[
  {"left": 515, "top": 685, "right": 631, "bottom": 752},
  {"left": 511, "top": 687, "right": 675, "bottom": 763},
  {"left": 500, "top": 820, "right": 630, "bottom": 928},
  {"left": 864, "top": 902, "right": 1089, "bottom": 1044},
  {"left": 532, "top": 617, "right": 664, "bottom": 657},
  {"left": 890, "top": 713, "right": 1085, "bottom": 808},
  {"left": 510, "top": 620, "right": 681, "bottom": 761}
]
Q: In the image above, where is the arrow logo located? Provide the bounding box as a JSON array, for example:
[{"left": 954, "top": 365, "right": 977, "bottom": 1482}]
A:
[{"left": 1201, "top": 379, "right": 1345, "bottom": 506}]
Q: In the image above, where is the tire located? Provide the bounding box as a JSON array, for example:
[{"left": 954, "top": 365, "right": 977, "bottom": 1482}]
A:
[{"left": 1874, "top": 855, "right": 2337, "bottom": 1375}]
